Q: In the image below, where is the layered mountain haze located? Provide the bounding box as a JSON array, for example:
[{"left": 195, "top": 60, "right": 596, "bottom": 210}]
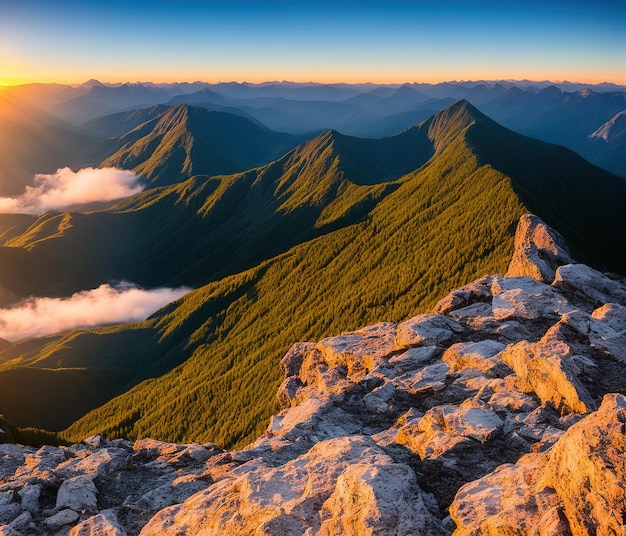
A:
[
  {"left": 0, "top": 93, "right": 95, "bottom": 196},
  {"left": 0, "top": 100, "right": 624, "bottom": 453}
]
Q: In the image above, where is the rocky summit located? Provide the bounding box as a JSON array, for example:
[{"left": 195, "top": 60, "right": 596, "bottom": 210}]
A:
[{"left": 1, "top": 214, "right": 625, "bottom": 535}]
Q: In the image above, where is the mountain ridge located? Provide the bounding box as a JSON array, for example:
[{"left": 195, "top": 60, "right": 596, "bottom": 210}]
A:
[{"left": 0, "top": 101, "right": 624, "bottom": 450}]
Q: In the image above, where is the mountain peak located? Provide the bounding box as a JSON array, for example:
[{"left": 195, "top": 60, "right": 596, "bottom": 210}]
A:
[
  {"left": 423, "top": 99, "right": 485, "bottom": 150},
  {"left": 590, "top": 109, "right": 626, "bottom": 141}
]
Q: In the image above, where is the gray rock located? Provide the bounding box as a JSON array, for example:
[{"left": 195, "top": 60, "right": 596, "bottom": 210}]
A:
[
  {"left": 17, "top": 484, "right": 40, "bottom": 514},
  {"left": 0, "top": 503, "right": 21, "bottom": 525},
  {"left": 395, "top": 314, "right": 463, "bottom": 350},
  {"left": 44, "top": 508, "right": 80, "bottom": 530},
  {"left": 492, "top": 276, "right": 574, "bottom": 320},
  {"left": 69, "top": 509, "right": 127, "bottom": 536},
  {"left": 553, "top": 263, "right": 626, "bottom": 305},
  {"left": 56, "top": 475, "right": 98, "bottom": 514}
]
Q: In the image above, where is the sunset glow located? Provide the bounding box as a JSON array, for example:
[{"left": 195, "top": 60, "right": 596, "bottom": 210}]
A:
[{"left": 0, "top": 0, "right": 624, "bottom": 86}]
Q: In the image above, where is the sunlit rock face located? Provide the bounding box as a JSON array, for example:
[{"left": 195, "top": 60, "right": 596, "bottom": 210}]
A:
[{"left": 1, "top": 214, "right": 625, "bottom": 535}]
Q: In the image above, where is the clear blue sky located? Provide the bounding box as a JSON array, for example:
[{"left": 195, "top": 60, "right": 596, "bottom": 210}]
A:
[{"left": 1, "top": 0, "right": 624, "bottom": 85}]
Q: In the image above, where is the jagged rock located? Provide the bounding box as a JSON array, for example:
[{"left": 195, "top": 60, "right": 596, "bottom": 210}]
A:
[
  {"left": 505, "top": 213, "right": 572, "bottom": 283},
  {"left": 553, "top": 262, "right": 626, "bottom": 305},
  {"left": 491, "top": 276, "right": 574, "bottom": 320},
  {"left": 140, "top": 436, "right": 445, "bottom": 535},
  {"left": 56, "top": 475, "right": 99, "bottom": 514},
  {"left": 502, "top": 322, "right": 597, "bottom": 414},
  {"left": 542, "top": 393, "right": 626, "bottom": 535},
  {"left": 45, "top": 508, "right": 81, "bottom": 530},
  {"left": 70, "top": 510, "right": 127, "bottom": 536},
  {"left": 395, "top": 314, "right": 464, "bottom": 350},
  {"left": 17, "top": 483, "right": 39, "bottom": 514},
  {"left": 434, "top": 275, "right": 497, "bottom": 315},
  {"left": 442, "top": 340, "right": 505, "bottom": 373},
  {"left": 8, "top": 510, "right": 31, "bottom": 531},
  {"left": 562, "top": 304, "right": 626, "bottom": 362},
  {"left": 318, "top": 322, "right": 397, "bottom": 376},
  {"left": 0, "top": 503, "right": 21, "bottom": 525},
  {"left": 388, "top": 345, "right": 439, "bottom": 373},
  {"left": 397, "top": 401, "right": 504, "bottom": 461},
  {"left": 319, "top": 462, "right": 446, "bottom": 535},
  {"left": 57, "top": 447, "right": 130, "bottom": 478},
  {"left": 1, "top": 214, "right": 625, "bottom": 536},
  {"left": 451, "top": 394, "right": 626, "bottom": 535}
]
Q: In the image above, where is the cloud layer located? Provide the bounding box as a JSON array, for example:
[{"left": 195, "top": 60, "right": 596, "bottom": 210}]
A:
[
  {"left": 0, "top": 283, "right": 191, "bottom": 342},
  {"left": 0, "top": 167, "right": 144, "bottom": 214}
]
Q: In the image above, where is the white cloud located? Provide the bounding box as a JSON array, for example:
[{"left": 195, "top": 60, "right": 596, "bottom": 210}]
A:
[
  {"left": 0, "top": 283, "right": 191, "bottom": 342},
  {"left": 0, "top": 167, "right": 144, "bottom": 214}
]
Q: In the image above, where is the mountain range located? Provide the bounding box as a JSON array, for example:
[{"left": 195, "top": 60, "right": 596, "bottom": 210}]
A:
[
  {"left": 0, "top": 96, "right": 624, "bottom": 452},
  {"left": 3, "top": 80, "right": 626, "bottom": 180}
]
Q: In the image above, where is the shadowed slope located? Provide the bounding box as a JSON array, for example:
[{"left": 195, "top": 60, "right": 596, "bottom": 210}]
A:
[{"left": 100, "top": 104, "right": 301, "bottom": 187}]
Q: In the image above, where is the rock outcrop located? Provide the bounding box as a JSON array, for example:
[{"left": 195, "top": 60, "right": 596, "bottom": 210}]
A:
[{"left": 1, "top": 214, "right": 625, "bottom": 535}]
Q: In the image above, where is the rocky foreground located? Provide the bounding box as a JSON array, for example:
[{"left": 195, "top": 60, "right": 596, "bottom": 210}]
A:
[{"left": 1, "top": 214, "right": 625, "bottom": 535}]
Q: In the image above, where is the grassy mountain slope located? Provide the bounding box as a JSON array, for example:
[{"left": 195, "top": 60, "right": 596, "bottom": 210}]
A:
[
  {"left": 99, "top": 104, "right": 302, "bottom": 187},
  {"left": 0, "top": 120, "right": 435, "bottom": 301},
  {"left": 1, "top": 102, "right": 625, "bottom": 448}
]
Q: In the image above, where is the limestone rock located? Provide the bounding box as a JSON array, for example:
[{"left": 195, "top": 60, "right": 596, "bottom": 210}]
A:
[
  {"left": 542, "top": 393, "right": 626, "bottom": 535},
  {"left": 491, "top": 276, "right": 574, "bottom": 320},
  {"left": 553, "top": 263, "right": 626, "bottom": 306},
  {"left": 318, "top": 322, "right": 397, "bottom": 376},
  {"left": 562, "top": 304, "right": 626, "bottom": 362},
  {"left": 70, "top": 510, "right": 127, "bottom": 536},
  {"left": 434, "top": 275, "right": 497, "bottom": 315},
  {"left": 506, "top": 213, "right": 572, "bottom": 283},
  {"left": 502, "top": 323, "right": 596, "bottom": 415},
  {"left": 17, "top": 483, "right": 40, "bottom": 514},
  {"left": 0, "top": 503, "right": 21, "bottom": 525},
  {"left": 1, "top": 214, "right": 624, "bottom": 536},
  {"left": 56, "top": 475, "right": 99, "bottom": 514},
  {"left": 319, "top": 463, "right": 446, "bottom": 535},
  {"left": 140, "top": 436, "right": 443, "bottom": 535},
  {"left": 45, "top": 508, "right": 80, "bottom": 530},
  {"left": 395, "top": 314, "right": 463, "bottom": 350},
  {"left": 442, "top": 340, "right": 505, "bottom": 373},
  {"left": 451, "top": 394, "right": 626, "bottom": 535}
]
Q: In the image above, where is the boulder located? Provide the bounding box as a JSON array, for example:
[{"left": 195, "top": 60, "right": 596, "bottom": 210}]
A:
[
  {"left": 56, "top": 475, "right": 98, "bottom": 514},
  {"left": 491, "top": 276, "right": 574, "bottom": 321},
  {"left": 139, "top": 436, "right": 443, "bottom": 535},
  {"left": 502, "top": 323, "right": 596, "bottom": 415},
  {"left": 505, "top": 213, "right": 572, "bottom": 283},
  {"left": 451, "top": 394, "right": 626, "bottom": 535},
  {"left": 553, "top": 263, "right": 626, "bottom": 306},
  {"left": 317, "top": 322, "right": 397, "bottom": 376},
  {"left": 395, "top": 314, "right": 463, "bottom": 350},
  {"left": 442, "top": 340, "right": 505, "bottom": 373},
  {"left": 44, "top": 508, "right": 80, "bottom": 531},
  {"left": 70, "top": 510, "right": 127, "bottom": 536}
]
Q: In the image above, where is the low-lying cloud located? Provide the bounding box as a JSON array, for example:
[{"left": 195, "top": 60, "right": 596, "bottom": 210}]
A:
[
  {"left": 0, "top": 283, "right": 191, "bottom": 342},
  {"left": 0, "top": 167, "right": 144, "bottom": 214}
]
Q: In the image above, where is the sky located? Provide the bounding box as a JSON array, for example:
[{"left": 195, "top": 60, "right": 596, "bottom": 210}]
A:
[{"left": 0, "top": 0, "right": 625, "bottom": 85}]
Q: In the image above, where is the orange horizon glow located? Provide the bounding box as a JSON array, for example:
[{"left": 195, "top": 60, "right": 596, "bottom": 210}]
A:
[{"left": 2, "top": 70, "right": 625, "bottom": 88}]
